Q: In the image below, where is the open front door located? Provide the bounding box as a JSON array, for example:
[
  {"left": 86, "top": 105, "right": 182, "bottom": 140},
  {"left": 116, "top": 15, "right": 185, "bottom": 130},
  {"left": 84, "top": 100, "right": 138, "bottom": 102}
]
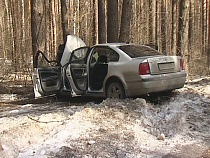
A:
[
  {"left": 33, "top": 35, "right": 87, "bottom": 98},
  {"left": 33, "top": 51, "right": 62, "bottom": 98},
  {"left": 66, "top": 47, "right": 90, "bottom": 95}
]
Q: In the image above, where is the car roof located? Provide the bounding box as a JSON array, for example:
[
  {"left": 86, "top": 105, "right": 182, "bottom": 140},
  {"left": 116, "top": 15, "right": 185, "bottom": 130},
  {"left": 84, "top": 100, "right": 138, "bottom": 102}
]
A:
[
  {"left": 93, "top": 43, "right": 155, "bottom": 48},
  {"left": 94, "top": 43, "right": 130, "bottom": 47}
]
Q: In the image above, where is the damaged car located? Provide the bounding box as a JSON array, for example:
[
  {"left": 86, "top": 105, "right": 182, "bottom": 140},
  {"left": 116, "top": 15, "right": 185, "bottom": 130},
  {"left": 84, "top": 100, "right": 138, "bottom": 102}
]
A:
[{"left": 33, "top": 35, "right": 186, "bottom": 99}]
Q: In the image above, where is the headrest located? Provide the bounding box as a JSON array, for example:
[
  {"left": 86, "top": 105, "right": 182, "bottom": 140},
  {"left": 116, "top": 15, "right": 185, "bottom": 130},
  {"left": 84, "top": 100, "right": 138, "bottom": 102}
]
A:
[{"left": 97, "top": 56, "right": 107, "bottom": 63}]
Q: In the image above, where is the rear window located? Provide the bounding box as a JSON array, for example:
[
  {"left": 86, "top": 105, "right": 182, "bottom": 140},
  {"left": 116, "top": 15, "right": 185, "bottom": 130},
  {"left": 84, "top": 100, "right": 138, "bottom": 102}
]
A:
[{"left": 118, "top": 45, "right": 163, "bottom": 58}]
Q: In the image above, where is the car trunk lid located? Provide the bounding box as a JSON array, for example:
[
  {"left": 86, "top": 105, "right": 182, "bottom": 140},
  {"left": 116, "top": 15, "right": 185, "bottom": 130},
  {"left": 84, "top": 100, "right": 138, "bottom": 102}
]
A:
[{"left": 147, "top": 56, "right": 182, "bottom": 75}]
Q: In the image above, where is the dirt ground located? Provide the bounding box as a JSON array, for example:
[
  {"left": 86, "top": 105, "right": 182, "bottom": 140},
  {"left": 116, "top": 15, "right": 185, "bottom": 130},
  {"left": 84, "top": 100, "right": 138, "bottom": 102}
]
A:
[{"left": 0, "top": 78, "right": 209, "bottom": 158}]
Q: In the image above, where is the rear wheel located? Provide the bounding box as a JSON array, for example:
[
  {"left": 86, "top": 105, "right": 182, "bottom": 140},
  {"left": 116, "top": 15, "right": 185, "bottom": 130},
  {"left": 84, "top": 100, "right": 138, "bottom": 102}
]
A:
[{"left": 106, "top": 82, "right": 125, "bottom": 99}]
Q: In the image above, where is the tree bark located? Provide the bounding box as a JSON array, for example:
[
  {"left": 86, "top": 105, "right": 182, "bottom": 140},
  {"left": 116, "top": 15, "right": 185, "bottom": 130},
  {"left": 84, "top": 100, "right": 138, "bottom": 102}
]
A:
[
  {"left": 171, "top": 0, "right": 176, "bottom": 55},
  {"left": 107, "top": 0, "right": 119, "bottom": 42},
  {"left": 61, "top": 0, "right": 68, "bottom": 43},
  {"left": 92, "top": 0, "right": 97, "bottom": 44},
  {"left": 119, "top": 0, "right": 132, "bottom": 42},
  {"left": 181, "top": 0, "right": 190, "bottom": 73},
  {"left": 31, "top": 0, "right": 46, "bottom": 68},
  {"left": 98, "top": 0, "right": 106, "bottom": 43},
  {"left": 176, "top": 0, "right": 184, "bottom": 56},
  {"left": 200, "top": 0, "right": 204, "bottom": 54},
  {"left": 10, "top": 0, "right": 18, "bottom": 70},
  {"left": 160, "top": 0, "right": 166, "bottom": 53},
  {"left": 207, "top": 0, "right": 210, "bottom": 73}
]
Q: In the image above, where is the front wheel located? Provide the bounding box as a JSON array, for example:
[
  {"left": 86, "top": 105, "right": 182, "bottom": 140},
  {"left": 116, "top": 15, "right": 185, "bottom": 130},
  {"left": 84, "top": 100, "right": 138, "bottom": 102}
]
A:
[{"left": 106, "top": 82, "right": 125, "bottom": 99}]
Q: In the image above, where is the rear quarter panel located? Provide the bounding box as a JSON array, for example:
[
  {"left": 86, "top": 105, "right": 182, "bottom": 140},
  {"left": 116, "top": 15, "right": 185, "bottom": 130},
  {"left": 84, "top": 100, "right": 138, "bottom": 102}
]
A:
[{"left": 104, "top": 47, "right": 146, "bottom": 96}]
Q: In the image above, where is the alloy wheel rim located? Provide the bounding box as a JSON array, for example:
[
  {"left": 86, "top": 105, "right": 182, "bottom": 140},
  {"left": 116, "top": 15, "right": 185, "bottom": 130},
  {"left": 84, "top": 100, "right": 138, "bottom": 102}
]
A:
[{"left": 109, "top": 85, "right": 121, "bottom": 98}]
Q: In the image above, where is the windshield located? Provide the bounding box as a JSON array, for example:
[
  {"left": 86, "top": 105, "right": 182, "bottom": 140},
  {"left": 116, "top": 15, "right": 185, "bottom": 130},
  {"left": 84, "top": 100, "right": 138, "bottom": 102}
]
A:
[{"left": 118, "top": 45, "right": 163, "bottom": 58}]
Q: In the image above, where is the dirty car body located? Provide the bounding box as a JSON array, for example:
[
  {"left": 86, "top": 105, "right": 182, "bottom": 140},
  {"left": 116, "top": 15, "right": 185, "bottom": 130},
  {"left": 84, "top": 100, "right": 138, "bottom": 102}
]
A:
[{"left": 33, "top": 35, "right": 186, "bottom": 99}]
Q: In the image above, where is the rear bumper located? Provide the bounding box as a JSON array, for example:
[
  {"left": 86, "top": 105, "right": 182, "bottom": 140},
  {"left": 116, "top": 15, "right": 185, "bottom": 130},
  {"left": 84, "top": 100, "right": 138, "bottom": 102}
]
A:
[{"left": 126, "top": 71, "right": 186, "bottom": 97}]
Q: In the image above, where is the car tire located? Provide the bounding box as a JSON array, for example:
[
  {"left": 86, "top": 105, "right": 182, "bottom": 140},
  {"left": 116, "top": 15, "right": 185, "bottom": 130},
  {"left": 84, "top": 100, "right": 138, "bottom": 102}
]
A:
[{"left": 106, "top": 81, "right": 125, "bottom": 99}]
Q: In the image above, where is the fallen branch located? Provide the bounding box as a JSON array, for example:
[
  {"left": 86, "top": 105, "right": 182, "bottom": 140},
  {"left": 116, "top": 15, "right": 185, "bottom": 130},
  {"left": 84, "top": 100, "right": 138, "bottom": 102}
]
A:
[{"left": 27, "top": 114, "right": 70, "bottom": 123}]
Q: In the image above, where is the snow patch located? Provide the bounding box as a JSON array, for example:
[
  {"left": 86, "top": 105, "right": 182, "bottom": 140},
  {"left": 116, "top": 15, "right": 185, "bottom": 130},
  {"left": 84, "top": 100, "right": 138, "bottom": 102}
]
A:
[{"left": 0, "top": 77, "right": 209, "bottom": 158}]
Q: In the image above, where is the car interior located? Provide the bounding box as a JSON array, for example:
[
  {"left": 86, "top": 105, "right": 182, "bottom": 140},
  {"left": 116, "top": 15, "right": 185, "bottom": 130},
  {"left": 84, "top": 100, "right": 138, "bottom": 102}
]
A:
[
  {"left": 89, "top": 55, "right": 108, "bottom": 90},
  {"left": 89, "top": 48, "right": 109, "bottom": 90}
]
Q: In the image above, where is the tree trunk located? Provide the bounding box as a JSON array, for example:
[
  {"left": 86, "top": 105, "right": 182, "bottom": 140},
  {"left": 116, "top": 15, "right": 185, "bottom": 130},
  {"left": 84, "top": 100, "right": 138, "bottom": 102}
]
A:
[
  {"left": 98, "top": 0, "right": 106, "bottom": 43},
  {"left": 171, "top": 0, "right": 177, "bottom": 55},
  {"left": 198, "top": 1, "right": 204, "bottom": 55},
  {"left": 79, "top": 1, "right": 85, "bottom": 42},
  {"left": 181, "top": 0, "right": 190, "bottom": 73},
  {"left": 61, "top": 0, "right": 68, "bottom": 43},
  {"left": 31, "top": 0, "right": 46, "bottom": 68},
  {"left": 148, "top": 0, "right": 153, "bottom": 44},
  {"left": 92, "top": 0, "right": 97, "bottom": 44},
  {"left": 119, "top": 0, "right": 132, "bottom": 42},
  {"left": 176, "top": 0, "right": 184, "bottom": 56},
  {"left": 10, "top": 0, "right": 18, "bottom": 70},
  {"left": 0, "top": 0, "right": 7, "bottom": 60},
  {"left": 160, "top": 0, "right": 166, "bottom": 53},
  {"left": 207, "top": 0, "right": 210, "bottom": 74},
  {"left": 51, "top": 0, "right": 56, "bottom": 58},
  {"left": 107, "top": 0, "right": 119, "bottom": 42},
  {"left": 188, "top": 0, "right": 193, "bottom": 74}
]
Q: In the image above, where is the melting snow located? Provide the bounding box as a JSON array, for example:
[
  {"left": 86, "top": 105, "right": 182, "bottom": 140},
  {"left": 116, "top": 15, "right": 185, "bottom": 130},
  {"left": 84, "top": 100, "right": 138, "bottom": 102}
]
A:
[{"left": 0, "top": 77, "right": 209, "bottom": 158}]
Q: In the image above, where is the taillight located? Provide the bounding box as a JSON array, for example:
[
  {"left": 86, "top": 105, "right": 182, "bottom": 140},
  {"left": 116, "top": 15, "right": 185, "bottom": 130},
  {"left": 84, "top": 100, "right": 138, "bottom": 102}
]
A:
[
  {"left": 139, "top": 62, "right": 150, "bottom": 75},
  {"left": 180, "top": 59, "right": 184, "bottom": 70}
]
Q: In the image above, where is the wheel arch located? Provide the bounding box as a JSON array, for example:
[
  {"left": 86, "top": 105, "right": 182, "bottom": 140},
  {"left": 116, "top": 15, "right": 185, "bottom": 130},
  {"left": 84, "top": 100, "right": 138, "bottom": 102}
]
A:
[{"left": 104, "top": 76, "right": 127, "bottom": 97}]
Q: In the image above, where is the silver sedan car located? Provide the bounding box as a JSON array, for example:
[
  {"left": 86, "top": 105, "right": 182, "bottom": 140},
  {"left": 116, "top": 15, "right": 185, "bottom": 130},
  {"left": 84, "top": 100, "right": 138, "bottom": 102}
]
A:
[{"left": 33, "top": 35, "right": 186, "bottom": 99}]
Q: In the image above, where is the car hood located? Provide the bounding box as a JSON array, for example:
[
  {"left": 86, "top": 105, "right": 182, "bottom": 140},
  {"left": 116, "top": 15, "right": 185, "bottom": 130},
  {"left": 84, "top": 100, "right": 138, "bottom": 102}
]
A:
[{"left": 60, "top": 35, "right": 86, "bottom": 66}]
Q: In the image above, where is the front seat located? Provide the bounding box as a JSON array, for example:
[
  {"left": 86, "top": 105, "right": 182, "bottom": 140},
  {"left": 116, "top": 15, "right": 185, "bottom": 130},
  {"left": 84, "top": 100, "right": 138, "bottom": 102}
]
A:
[{"left": 90, "top": 56, "right": 108, "bottom": 90}]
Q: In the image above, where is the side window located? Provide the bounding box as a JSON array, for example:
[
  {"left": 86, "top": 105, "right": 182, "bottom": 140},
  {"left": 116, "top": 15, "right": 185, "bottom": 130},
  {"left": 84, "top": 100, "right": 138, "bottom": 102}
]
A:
[
  {"left": 90, "top": 47, "right": 119, "bottom": 63},
  {"left": 109, "top": 50, "right": 119, "bottom": 62},
  {"left": 70, "top": 47, "right": 89, "bottom": 64},
  {"left": 90, "top": 49, "right": 98, "bottom": 64}
]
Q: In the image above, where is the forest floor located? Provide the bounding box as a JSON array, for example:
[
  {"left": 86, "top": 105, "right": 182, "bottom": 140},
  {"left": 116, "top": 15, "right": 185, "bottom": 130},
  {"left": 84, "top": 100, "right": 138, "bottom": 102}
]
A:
[{"left": 0, "top": 77, "right": 209, "bottom": 158}]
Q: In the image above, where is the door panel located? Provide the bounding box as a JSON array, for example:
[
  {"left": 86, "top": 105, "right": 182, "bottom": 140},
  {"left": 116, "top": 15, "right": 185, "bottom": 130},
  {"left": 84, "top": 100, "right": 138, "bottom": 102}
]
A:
[
  {"left": 33, "top": 50, "right": 62, "bottom": 98},
  {"left": 38, "top": 67, "right": 61, "bottom": 92},
  {"left": 68, "top": 47, "right": 90, "bottom": 94},
  {"left": 70, "top": 64, "right": 87, "bottom": 91}
]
